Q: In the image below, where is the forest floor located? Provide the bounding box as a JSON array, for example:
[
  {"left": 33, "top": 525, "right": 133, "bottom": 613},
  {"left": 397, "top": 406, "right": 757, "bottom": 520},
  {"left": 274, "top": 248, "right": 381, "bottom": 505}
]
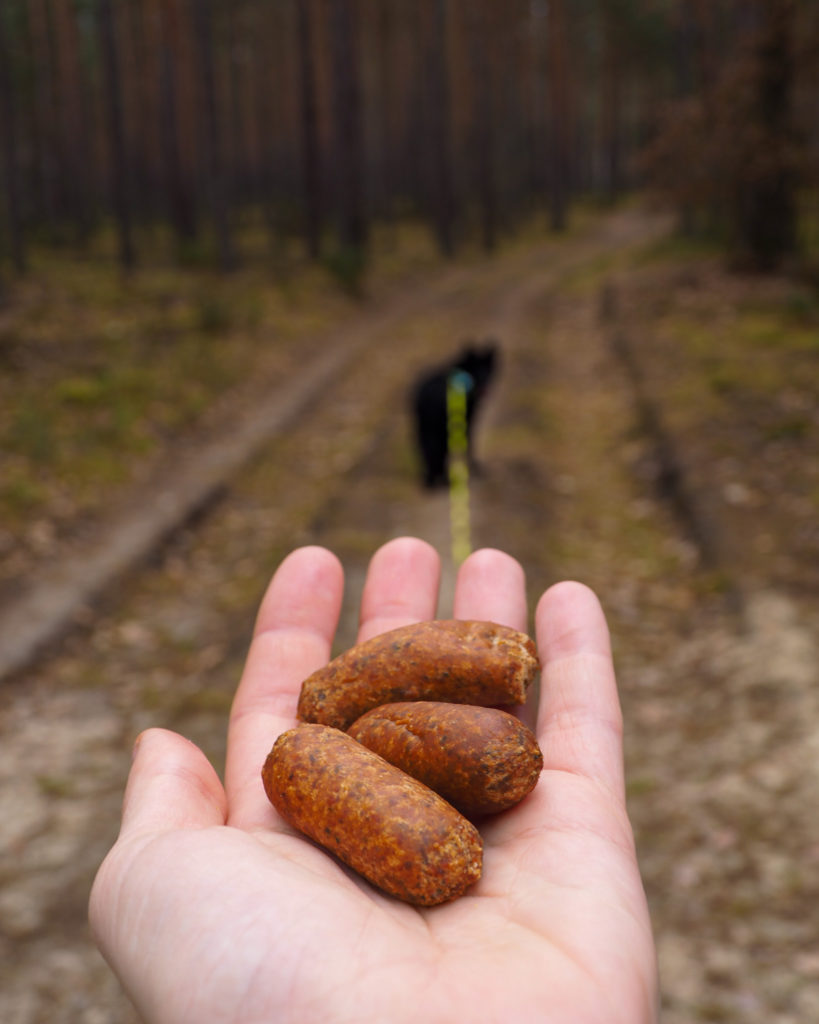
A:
[{"left": 1, "top": 202, "right": 818, "bottom": 1023}]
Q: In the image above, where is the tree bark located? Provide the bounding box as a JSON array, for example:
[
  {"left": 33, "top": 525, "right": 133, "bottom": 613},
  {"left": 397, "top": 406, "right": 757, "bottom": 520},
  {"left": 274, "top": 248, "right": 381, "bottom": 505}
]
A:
[
  {"left": 27, "top": 0, "right": 61, "bottom": 233},
  {"left": 157, "top": 0, "right": 199, "bottom": 251},
  {"left": 599, "top": 0, "right": 622, "bottom": 203},
  {"left": 328, "top": 0, "right": 367, "bottom": 253},
  {"left": 371, "top": 0, "right": 395, "bottom": 223},
  {"left": 467, "top": 2, "right": 497, "bottom": 251},
  {"left": 52, "top": 0, "right": 93, "bottom": 241},
  {"left": 735, "top": 0, "right": 798, "bottom": 268},
  {"left": 295, "top": 0, "right": 322, "bottom": 258},
  {"left": 426, "top": 0, "right": 455, "bottom": 257},
  {"left": 546, "top": 0, "right": 570, "bottom": 231},
  {"left": 191, "top": 0, "right": 236, "bottom": 270},
  {"left": 0, "top": 2, "right": 26, "bottom": 274},
  {"left": 98, "top": 0, "right": 136, "bottom": 269}
]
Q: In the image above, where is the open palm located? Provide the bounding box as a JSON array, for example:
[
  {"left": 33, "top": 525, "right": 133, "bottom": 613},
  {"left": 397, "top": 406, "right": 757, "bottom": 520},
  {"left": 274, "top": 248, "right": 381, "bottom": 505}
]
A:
[{"left": 90, "top": 537, "right": 658, "bottom": 1024}]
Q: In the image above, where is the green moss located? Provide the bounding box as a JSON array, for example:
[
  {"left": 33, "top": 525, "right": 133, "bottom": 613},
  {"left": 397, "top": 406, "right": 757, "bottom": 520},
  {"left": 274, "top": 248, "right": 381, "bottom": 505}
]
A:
[
  {"left": 176, "top": 687, "right": 234, "bottom": 716},
  {"left": 140, "top": 683, "right": 165, "bottom": 711},
  {"left": 7, "top": 403, "right": 56, "bottom": 464},
  {"left": 56, "top": 375, "right": 109, "bottom": 406},
  {"left": 322, "top": 244, "right": 369, "bottom": 298},
  {"left": 695, "top": 1000, "right": 734, "bottom": 1022},
  {"left": 36, "top": 774, "right": 75, "bottom": 798},
  {"left": 708, "top": 368, "right": 742, "bottom": 396},
  {"left": 0, "top": 472, "right": 46, "bottom": 516},
  {"left": 626, "top": 776, "right": 658, "bottom": 798},
  {"left": 695, "top": 570, "right": 734, "bottom": 596},
  {"left": 636, "top": 229, "right": 721, "bottom": 265},
  {"left": 764, "top": 416, "right": 810, "bottom": 442},
  {"left": 195, "top": 288, "right": 235, "bottom": 334}
]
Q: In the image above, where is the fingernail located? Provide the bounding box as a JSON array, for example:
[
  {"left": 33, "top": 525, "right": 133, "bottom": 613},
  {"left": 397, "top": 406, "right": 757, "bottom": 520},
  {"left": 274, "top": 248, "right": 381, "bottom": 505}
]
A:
[{"left": 131, "top": 731, "right": 146, "bottom": 761}]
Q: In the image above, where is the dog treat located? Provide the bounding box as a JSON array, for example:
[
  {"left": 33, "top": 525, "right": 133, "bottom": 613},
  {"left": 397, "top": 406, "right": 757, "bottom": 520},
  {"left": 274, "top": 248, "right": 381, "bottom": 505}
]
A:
[
  {"left": 348, "top": 701, "right": 543, "bottom": 817},
  {"left": 297, "top": 619, "right": 539, "bottom": 730},
  {"left": 262, "top": 723, "right": 483, "bottom": 906}
]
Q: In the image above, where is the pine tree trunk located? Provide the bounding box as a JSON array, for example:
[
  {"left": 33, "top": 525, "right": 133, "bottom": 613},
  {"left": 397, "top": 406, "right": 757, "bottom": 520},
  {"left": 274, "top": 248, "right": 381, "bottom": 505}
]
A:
[
  {"left": 328, "top": 0, "right": 367, "bottom": 253},
  {"left": 0, "top": 3, "right": 26, "bottom": 274},
  {"left": 295, "top": 0, "right": 322, "bottom": 258},
  {"left": 600, "top": 0, "right": 622, "bottom": 203},
  {"left": 98, "top": 0, "right": 136, "bottom": 269},
  {"left": 158, "top": 0, "right": 198, "bottom": 251},
  {"left": 737, "top": 0, "right": 797, "bottom": 269},
  {"left": 467, "top": 2, "right": 497, "bottom": 251},
  {"left": 547, "top": 0, "right": 570, "bottom": 232},
  {"left": 426, "top": 0, "right": 455, "bottom": 257},
  {"left": 191, "top": 0, "right": 236, "bottom": 270}
]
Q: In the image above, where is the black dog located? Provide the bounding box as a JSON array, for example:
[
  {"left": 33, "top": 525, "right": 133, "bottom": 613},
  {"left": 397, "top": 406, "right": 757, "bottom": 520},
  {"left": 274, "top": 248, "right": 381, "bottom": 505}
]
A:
[{"left": 411, "top": 341, "right": 499, "bottom": 488}]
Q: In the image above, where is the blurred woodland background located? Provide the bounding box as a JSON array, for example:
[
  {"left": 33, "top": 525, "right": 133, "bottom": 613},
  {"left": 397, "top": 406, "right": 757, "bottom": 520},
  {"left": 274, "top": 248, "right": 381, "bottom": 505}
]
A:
[
  {"left": 2, "top": 2, "right": 819, "bottom": 1023},
  {"left": 0, "top": 0, "right": 817, "bottom": 282}
]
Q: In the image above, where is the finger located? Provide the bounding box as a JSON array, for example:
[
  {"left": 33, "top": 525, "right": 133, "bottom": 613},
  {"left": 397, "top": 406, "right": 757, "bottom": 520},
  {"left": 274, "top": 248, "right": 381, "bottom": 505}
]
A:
[
  {"left": 225, "top": 546, "right": 344, "bottom": 828},
  {"left": 357, "top": 536, "right": 440, "bottom": 642},
  {"left": 535, "top": 580, "right": 625, "bottom": 800},
  {"left": 88, "top": 728, "right": 227, "bottom": 981},
  {"left": 118, "top": 728, "right": 226, "bottom": 839},
  {"left": 454, "top": 546, "right": 534, "bottom": 725},
  {"left": 452, "top": 547, "right": 528, "bottom": 631}
]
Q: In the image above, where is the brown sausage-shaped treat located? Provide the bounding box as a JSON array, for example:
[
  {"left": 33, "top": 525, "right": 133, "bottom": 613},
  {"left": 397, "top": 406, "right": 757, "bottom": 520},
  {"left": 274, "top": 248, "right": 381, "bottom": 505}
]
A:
[
  {"left": 348, "top": 702, "right": 543, "bottom": 817},
  {"left": 262, "top": 723, "right": 482, "bottom": 906},
  {"left": 297, "top": 619, "right": 539, "bottom": 730}
]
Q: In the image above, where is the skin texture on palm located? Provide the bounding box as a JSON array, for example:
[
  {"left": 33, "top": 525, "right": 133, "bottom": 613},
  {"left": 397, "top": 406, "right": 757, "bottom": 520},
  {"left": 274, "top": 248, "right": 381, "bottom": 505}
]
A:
[{"left": 89, "top": 538, "right": 659, "bottom": 1024}]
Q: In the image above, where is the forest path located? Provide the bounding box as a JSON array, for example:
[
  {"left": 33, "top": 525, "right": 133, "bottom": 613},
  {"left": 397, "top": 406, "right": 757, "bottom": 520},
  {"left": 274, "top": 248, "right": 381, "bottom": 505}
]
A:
[
  {"left": 324, "top": 203, "right": 665, "bottom": 638},
  {"left": 1, "top": 204, "right": 664, "bottom": 1023},
  {"left": 0, "top": 239, "right": 554, "bottom": 682},
  {"left": 2, "top": 203, "right": 817, "bottom": 1024},
  {"left": 0, "top": 204, "right": 660, "bottom": 681}
]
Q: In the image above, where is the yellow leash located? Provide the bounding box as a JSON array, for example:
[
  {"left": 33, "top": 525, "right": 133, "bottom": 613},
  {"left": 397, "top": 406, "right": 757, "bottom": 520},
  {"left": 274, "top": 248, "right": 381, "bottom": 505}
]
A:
[{"left": 447, "top": 371, "right": 473, "bottom": 566}]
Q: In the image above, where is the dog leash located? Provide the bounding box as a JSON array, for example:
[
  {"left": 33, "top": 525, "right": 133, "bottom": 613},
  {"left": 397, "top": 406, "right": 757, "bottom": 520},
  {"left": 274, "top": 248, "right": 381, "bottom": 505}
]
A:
[{"left": 446, "top": 370, "right": 473, "bottom": 566}]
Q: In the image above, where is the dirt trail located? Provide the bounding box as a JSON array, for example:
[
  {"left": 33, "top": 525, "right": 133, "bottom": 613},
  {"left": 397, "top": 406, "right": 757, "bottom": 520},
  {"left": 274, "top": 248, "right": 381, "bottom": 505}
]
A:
[
  {"left": 0, "top": 248, "right": 563, "bottom": 684},
  {"left": 1, "top": 205, "right": 817, "bottom": 1024}
]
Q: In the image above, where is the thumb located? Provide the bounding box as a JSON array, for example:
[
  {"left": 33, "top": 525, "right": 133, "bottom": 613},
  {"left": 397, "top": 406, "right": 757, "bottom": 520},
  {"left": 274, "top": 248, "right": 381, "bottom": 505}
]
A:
[
  {"left": 88, "top": 729, "right": 228, "bottom": 1017},
  {"left": 119, "top": 727, "right": 227, "bottom": 838}
]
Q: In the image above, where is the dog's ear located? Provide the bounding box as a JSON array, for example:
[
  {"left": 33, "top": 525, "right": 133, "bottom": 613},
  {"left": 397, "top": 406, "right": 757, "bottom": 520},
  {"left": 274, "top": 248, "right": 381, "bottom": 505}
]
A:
[
  {"left": 472, "top": 341, "right": 498, "bottom": 372},
  {"left": 457, "top": 340, "right": 478, "bottom": 362}
]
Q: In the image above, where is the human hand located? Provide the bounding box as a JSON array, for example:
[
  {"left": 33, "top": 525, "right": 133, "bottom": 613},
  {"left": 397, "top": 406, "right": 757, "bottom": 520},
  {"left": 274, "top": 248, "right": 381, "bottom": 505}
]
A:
[{"left": 89, "top": 537, "right": 658, "bottom": 1024}]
